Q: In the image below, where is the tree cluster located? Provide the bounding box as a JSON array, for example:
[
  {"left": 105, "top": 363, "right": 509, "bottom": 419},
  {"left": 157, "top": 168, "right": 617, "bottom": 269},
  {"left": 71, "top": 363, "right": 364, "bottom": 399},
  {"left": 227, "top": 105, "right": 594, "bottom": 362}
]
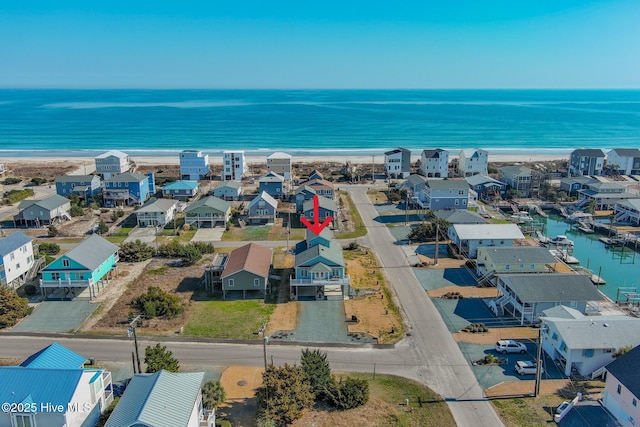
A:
[
  {"left": 134, "top": 286, "right": 184, "bottom": 319},
  {"left": 144, "top": 343, "right": 180, "bottom": 373},
  {"left": 407, "top": 218, "right": 450, "bottom": 242},
  {"left": 119, "top": 240, "right": 155, "bottom": 262},
  {"left": 156, "top": 241, "right": 214, "bottom": 266},
  {"left": 0, "top": 287, "right": 32, "bottom": 329},
  {"left": 38, "top": 242, "right": 60, "bottom": 255}
]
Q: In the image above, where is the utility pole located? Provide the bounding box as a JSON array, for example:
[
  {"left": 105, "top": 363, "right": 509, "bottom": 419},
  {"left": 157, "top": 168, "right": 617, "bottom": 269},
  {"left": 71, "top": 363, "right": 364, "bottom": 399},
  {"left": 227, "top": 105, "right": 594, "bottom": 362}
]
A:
[
  {"left": 128, "top": 315, "right": 143, "bottom": 374},
  {"left": 535, "top": 325, "right": 543, "bottom": 397},
  {"left": 434, "top": 222, "right": 439, "bottom": 266},
  {"left": 263, "top": 335, "right": 269, "bottom": 371}
]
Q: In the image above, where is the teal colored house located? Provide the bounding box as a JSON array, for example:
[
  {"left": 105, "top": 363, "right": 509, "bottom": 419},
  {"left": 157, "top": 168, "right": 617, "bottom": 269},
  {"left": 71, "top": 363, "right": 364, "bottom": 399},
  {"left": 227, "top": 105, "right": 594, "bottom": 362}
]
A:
[{"left": 40, "top": 234, "right": 119, "bottom": 300}]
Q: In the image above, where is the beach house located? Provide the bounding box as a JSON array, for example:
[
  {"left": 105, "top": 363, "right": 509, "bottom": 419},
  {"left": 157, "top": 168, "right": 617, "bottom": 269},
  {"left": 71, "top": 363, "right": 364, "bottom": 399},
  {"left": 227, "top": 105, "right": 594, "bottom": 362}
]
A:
[
  {"left": 55, "top": 174, "right": 102, "bottom": 202},
  {"left": 465, "top": 174, "right": 506, "bottom": 202},
  {"left": 447, "top": 223, "right": 524, "bottom": 258},
  {"left": 105, "top": 370, "right": 213, "bottom": 427},
  {"left": 39, "top": 234, "right": 119, "bottom": 300},
  {"left": 603, "top": 345, "right": 640, "bottom": 427},
  {"left": 298, "top": 171, "right": 334, "bottom": 199},
  {"left": 415, "top": 179, "right": 469, "bottom": 210},
  {"left": 15, "top": 194, "right": 71, "bottom": 227},
  {"left": 267, "top": 151, "right": 292, "bottom": 180},
  {"left": 247, "top": 191, "right": 278, "bottom": 224},
  {"left": 0, "top": 231, "right": 35, "bottom": 289},
  {"left": 95, "top": 150, "right": 134, "bottom": 179},
  {"left": 433, "top": 209, "right": 487, "bottom": 225},
  {"left": 222, "top": 150, "right": 247, "bottom": 181},
  {"left": 258, "top": 171, "right": 285, "bottom": 198},
  {"left": 606, "top": 148, "right": 640, "bottom": 176},
  {"left": 559, "top": 176, "right": 597, "bottom": 196},
  {"left": 162, "top": 180, "right": 200, "bottom": 201},
  {"left": 614, "top": 199, "right": 640, "bottom": 226},
  {"left": 213, "top": 181, "right": 242, "bottom": 201},
  {"left": 384, "top": 147, "right": 411, "bottom": 178},
  {"left": 103, "top": 172, "right": 155, "bottom": 207},
  {"left": 290, "top": 231, "right": 349, "bottom": 300},
  {"left": 295, "top": 185, "right": 316, "bottom": 212},
  {"left": 499, "top": 165, "right": 538, "bottom": 198},
  {"left": 569, "top": 148, "right": 605, "bottom": 176},
  {"left": 576, "top": 181, "right": 636, "bottom": 210},
  {"left": 489, "top": 273, "right": 604, "bottom": 325},
  {"left": 220, "top": 243, "right": 272, "bottom": 300},
  {"left": 540, "top": 306, "right": 640, "bottom": 377},
  {"left": 420, "top": 148, "right": 449, "bottom": 178},
  {"left": 302, "top": 195, "right": 337, "bottom": 229},
  {"left": 0, "top": 342, "right": 113, "bottom": 427},
  {"left": 458, "top": 148, "right": 488, "bottom": 177},
  {"left": 136, "top": 198, "right": 179, "bottom": 227},
  {"left": 179, "top": 149, "right": 210, "bottom": 180},
  {"left": 399, "top": 174, "right": 427, "bottom": 196},
  {"left": 475, "top": 246, "right": 558, "bottom": 285},
  {"left": 184, "top": 196, "right": 231, "bottom": 227}
]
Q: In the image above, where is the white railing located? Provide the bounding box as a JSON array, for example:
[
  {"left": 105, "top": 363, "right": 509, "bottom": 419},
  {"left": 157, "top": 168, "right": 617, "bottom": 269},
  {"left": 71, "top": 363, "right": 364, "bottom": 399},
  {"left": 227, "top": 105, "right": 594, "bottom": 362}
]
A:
[
  {"left": 290, "top": 275, "right": 351, "bottom": 287},
  {"left": 39, "top": 277, "right": 94, "bottom": 288}
]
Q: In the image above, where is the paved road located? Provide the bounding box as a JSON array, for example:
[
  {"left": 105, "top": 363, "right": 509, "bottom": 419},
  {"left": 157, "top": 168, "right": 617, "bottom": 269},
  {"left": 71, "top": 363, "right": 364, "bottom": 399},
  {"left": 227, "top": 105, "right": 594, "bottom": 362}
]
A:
[{"left": 346, "top": 186, "right": 504, "bottom": 427}]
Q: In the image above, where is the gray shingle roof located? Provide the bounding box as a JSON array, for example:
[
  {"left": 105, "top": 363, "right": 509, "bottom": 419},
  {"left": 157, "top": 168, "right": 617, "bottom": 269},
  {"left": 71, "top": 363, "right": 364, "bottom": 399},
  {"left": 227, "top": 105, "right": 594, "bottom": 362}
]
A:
[
  {"left": 185, "top": 196, "right": 231, "bottom": 214},
  {"left": 46, "top": 234, "right": 118, "bottom": 271},
  {"left": 433, "top": 210, "right": 486, "bottom": 224},
  {"left": 499, "top": 273, "right": 604, "bottom": 303},
  {"left": 0, "top": 231, "right": 32, "bottom": 257},
  {"left": 295, "top": 240, "right": 344, "bottom": 267},
  {"left": 136, "top": 198, "right": 178, "bottom": 214},
  {"left": 479, "top": 246, "right": 557, "bottom": 264},
  {"left": 465, "top": 174, "right": 505, "bottom": 187},
  {"left": 499, "top": 165, "right": 533, "bottom": 176},
  {"left": 572, "top": 148, "right": 605, "bottom": 157},
  {"left": 421, "top": 148, "right": 447, "bottom": 158},
  {"left": 105, "top": 370, "right": 205, "bottom": 427},
  {"left": 426, "top": 179, "right": 468, "bottom": 190},
  {"left": 249, "top": 192, "right": 278, "bottom": 210},
  {"left": 609, "top": 148, "right": 640, "bottom": 157},
  {"left": 18, "top": 194, "right": 70, "bottom": 211},
  {"left": 54, "top": 175, "right": 98, "bottom": 183},
  {"left": 259, "top": 172, "right": 285, "bottom": 183},
  {"left": 104, "top": 172, "right": 148, "bottom": 183},
  {"left": 605, "top": 345, "right": 640, "bottom": 398},
  {"left": 303, "top": 195, "right": 337, "bottom": 213},
  {"left": 215, "top": 180, "right": 242, "bottom": 190}
]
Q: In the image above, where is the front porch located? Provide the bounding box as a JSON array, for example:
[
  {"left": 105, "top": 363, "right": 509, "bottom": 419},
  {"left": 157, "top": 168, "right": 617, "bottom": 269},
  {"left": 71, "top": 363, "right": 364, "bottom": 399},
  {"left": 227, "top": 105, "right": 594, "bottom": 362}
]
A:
[{"left": 289, "top": 275, "right": 351, "bottom": 300}]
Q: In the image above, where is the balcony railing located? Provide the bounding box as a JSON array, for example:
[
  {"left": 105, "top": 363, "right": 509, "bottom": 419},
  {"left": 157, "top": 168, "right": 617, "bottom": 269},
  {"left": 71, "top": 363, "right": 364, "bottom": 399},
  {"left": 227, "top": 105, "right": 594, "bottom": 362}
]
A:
[
  {"left": 290, "top": 275, "right": 350, "bottom": 287},
  {"left": 39, "top": 277, "right": 95, "bottom": 288},
  {"left": 199, "top": 409, "right": 215, "bottom": 427}
]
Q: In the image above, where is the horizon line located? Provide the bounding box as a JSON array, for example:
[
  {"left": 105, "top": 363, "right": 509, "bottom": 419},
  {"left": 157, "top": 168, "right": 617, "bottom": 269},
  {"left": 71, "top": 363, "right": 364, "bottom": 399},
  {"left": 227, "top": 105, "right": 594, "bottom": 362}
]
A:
[{"left": 1, "top": 87, "right": 640, "bottom": 91}]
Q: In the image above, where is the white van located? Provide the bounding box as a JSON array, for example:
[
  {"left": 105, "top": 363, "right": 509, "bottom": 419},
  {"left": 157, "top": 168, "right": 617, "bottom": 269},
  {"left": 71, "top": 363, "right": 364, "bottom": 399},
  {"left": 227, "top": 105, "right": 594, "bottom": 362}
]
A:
[{"left": 515, "top": 360, "right": 543, "bottom": 376}]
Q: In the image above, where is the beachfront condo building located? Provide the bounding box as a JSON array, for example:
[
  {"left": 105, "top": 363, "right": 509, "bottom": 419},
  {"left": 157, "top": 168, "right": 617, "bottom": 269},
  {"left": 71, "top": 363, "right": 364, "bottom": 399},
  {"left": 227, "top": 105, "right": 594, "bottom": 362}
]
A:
[
  {"left": 223, "top": 151, "right": 247, "bottom": 181},
  {"left": 267, "top": 151, "right": 292, "bottom": 180},
  {"left": 95, "top": 150, "right": 134, "bottom": 179},
  {"left": 420, "top": 148, "right": 449, "bottom": 178},
  {"left": 606, "top": 148, "right": 640, "bottom": 176},
  {"left": 385, "top": 147, "right": 411, "bottom": 178},
  {"left": 179, "top": 149, "right": 210, "bottom": 180},
  {"left": 458, "top": 148, "right": 488, "bottom": 177},
  {"left": 569, "top": 148, "right": 605, "bottom": 176}
]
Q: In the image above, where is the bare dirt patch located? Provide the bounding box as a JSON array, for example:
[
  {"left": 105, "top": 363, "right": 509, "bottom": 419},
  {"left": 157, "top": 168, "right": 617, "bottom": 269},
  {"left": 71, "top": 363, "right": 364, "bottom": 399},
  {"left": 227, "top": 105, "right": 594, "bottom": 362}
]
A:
[
  {"left": 417, "top": 254, "right": 466, "bottom": 269},
  {"left": 453, "top": 326, "right": 539, "bottom": 345},
  {"left": 218, "top": 366, "right": 263, "bottom": 427},
  {"left": 5, "top": 161, "right": 81, "bottom": 180},
  {"left": 427, "top": 285, "right": 498, "bottom": 299},
  {"left": 485, "top": 379, "right": 572, "bottom": 398},
  {"left": 266, "top": 302, "right": 298, "bottom": 335}
]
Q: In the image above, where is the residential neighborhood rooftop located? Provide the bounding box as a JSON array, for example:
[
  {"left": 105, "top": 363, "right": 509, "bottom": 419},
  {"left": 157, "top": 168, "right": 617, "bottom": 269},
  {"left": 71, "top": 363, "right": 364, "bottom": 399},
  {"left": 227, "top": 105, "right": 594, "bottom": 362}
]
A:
[
  {"left": 20, "top": 342, "right": 87, "bottom": 369},
  {"left": 499, "top": 273, "right": 604, "bottom": 303},
  {"left": 221, "top": 243, "right": 272, "bottom": 279},
  {"left": 0, "top": 231, "right": 32, "bottom": 256},
  {"left": 50, "top": 234, "right": 119, "bottom": 272},
  {"left": 451, "top": 223, "right": 524, "bottom": 240},
  {"left": 479, "top": 246, "right": 557, "bottom": 264}
]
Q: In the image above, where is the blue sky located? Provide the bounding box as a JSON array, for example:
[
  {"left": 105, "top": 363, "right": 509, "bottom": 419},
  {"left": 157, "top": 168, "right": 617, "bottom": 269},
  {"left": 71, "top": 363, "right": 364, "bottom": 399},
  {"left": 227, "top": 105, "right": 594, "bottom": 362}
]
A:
[{"left": 1, "top": 1, "right": 639, "bottom": 88}]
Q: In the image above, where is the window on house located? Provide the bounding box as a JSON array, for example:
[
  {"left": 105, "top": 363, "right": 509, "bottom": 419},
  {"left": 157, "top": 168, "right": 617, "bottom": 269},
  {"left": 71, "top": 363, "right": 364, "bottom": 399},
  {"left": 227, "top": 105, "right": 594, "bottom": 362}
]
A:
[
  {"left": 551, "top": 332, "right": 558, "bottom": 341},
  {"left": 10, "top": 253, "right": 14, "bottom": 260},
  {"left": 530, "top": 264, "right": 535, "bottom": 270},
  {"left": 560, "top": 342, "right": 567, "bottom": 352},
  {"left": 633, "top": 398, "right": 637, "bottom": 407},
  {"left": 52, "top": 272, "right": 61, "bottom": 280},
  {"left": 228, "top": 279, "right": 234, "bottom": 287},
  {"left": 63, "top": 259, "right": 70, "bottom": 267},
  {"left": 618, "top": 384, "right": 622, "bottom": 394},
  {"left": 505, "top": 264, "right": 510, "bottom": 271},
  {"left": 12, "top": 414, "right": 34, "bottom": 427},
  {"left": 604, "top": 348, "right": 613, "bottom": 353},
  {"left": 254, "top": 278, "right": 260, "bottom": 287},
  {"left": 519, "top": 263, "right": 524, "bottom": 270},
  {"left": 582, "top": 349, "right": 594, "bottom": 358}
]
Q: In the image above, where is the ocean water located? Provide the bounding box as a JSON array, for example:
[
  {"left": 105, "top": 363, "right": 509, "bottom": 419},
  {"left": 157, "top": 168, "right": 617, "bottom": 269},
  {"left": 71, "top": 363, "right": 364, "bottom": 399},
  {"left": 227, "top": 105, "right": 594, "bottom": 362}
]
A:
[{"left": 0, "top": 89, "right": 639, "bottom": 158}]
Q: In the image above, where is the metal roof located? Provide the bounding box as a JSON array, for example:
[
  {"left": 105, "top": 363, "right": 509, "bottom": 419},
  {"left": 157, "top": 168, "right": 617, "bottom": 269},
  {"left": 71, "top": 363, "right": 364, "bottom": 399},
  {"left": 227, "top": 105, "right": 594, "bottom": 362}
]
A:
[
  {"left": 606, "top": 345, "right": 640, "bottom": 399},
  {"left": 465, "top": 174, "right": 505, "bottom": 187},
  {"left": 96, "top": 150, "right": 128, "bottom": 159},
  {"left": 163, "top": 180, "right": 200, "bottom": 191},
  {"left": 185, "top": 196, "right": 231, "bottom": 214},
  {"left": 105, "top": 370, "right": 205, "bottom": 427},
  {"left": 0, "top": 367, "right": 84, "bottom": 408},
  {"left": 571, "top": 148, "right": 605, "bottom": 157},
  {"left": 54, "top": 175, "right": 99, "bottom": 183},
  {"left": 499, "top": 165, "right": 533, "bottom": 176},
  {"left": 221, "top": 243, "right": 272, "bottom": 279},
  {"left": 499, "top": 273, "right": 604, "bottom": 303},
  {"left": 608, "top": 148, "right": 640, "bottom": 157},
  {"left": 478, "top": 246, "right": 557, "bottom": 264},
  {"left": 421, "top": 148, "right": 447, "bottom": 158},
  {"left": 434, "top": 210, "right": 486, "bottom": 224},
  {"left": 136, "top": 198, "right": 179, "bottom": 214},
  {"left": 303, "top": 195, "right": 337, "bottom": 213},
  {"left": 20, "top": 342, "right": 87, "bottom": 369},
  {"left": 426, "top": 179, "right": 468, "bottom": 190},
  {"left": 259, "top": 172, "right": 285, "bottom": 183},
  {"left": 215, "top": 180, "right": 242, "bottom": 190},
  {"left": 105, "top": 172, "right": 148, "bottom": 183},
  {"left": 267, "top": 151, "right": 292, "bottom": 159},
  {"left": 249, "top": 192, "right": 278, "bottom": 210},
  {"left": 617, "top": 198, "right": 640, "bottom": 211},
  {"left": 451, "top": 223, "right": 524, "bottom": 240},
  {"left": 0, "top": 231, "right": 32, "bottom": 257},
  {"left": 295, "top": 239, "right": 344, "bottom": 267},
  {"left": 44, "top": 234, "right": 118, "bottom": 272},
  {"left": 295, "top": 185, "right": 316, "bottom": 195},
  {"left": 18, "top": 194, "right": 70, "bottom": 211}
]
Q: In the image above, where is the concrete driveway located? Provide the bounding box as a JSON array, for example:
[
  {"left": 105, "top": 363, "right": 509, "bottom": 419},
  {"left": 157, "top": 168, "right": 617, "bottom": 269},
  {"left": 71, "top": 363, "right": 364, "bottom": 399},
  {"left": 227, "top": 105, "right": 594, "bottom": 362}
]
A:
[
  {"left": 124, "top": 226, "right": 157, "bottom": 244},
  {"left": 192, "top": 226, "right": 225, "bottom": 242}
]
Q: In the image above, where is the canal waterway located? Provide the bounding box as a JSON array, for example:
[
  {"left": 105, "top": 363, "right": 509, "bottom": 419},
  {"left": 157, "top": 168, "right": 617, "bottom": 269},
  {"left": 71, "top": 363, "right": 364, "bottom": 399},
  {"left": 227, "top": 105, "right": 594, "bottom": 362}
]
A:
[{"left": 537, "top": 214, "right": 640, "bottom": 301}]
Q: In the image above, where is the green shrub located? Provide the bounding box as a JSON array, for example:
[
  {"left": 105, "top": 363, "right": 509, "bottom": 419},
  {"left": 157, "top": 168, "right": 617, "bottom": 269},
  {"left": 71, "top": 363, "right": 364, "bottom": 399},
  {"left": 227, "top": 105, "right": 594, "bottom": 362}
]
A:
[
  {"left": 157, "top": 240, "right": 185, "bottom": 257},
  {"left": 325, "top": 376, "right": 370, "bottom": 410},
  {"left": 3, "top": 177, "right": 22, "bottom": 185},
  {"left": 0, "top": 287, "right": 32, "bottom": 329},
  {"left": 135, "top": 287, "right": 184, "bottom": 319},
  {"left": 191, "top": 241, "right": 215, "bottom": 254},
  {"left": 119, "top": 240, "right": 155, "bottom": 262},
  {"left": 4, "top": 188, "right": 34, "bottom": 204},
  {"left": 39, "top": 242, "right": 60, "bottom": 255},
  {"left": 69, "top": 205, "right": 84, "bottom": 217},
  {"left": 181, "top": 245, "right": 202, "bottom": 266},
  {"left": 30, "top": 177, "right": 48, "bottom": 186},
  {"left": 47, "top": 225, "right": 59, "bottom": 237}
]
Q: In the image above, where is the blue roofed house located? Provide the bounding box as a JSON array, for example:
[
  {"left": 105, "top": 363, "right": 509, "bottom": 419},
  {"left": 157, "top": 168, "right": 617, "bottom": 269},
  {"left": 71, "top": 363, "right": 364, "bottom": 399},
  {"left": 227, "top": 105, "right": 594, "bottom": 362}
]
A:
[
  {"left": 14, "top": 194, "right": 72, "bottom": 227},
  {"left": 103, "top": 172, "right": 155, "bottom": 207},
  {"left": 540, "top": 306, "right": 640, "bottom": 377},
  {"left": 247, "top": 191, "right": 278, "bottom": 224},
  {"left": 0, "top": 342, "right": 113, "bottom": 427},
  {"left": 95, "top": 150, "right": 133, "bottom": 180},
  {"left": 213, "top": 181, "right": 242, "bottom": 201},
  {"left": 162, "top": 180, "right": 200, "bottom": 201},
  {"left": 40, "top": 234, "right": 119, "bottom": 300},
  {"left": 258, "top": 171, "right": 285, "bottom": 198},
  {"left": 290, "top": 229, "right": 349, "bottom": 300},
  {"left": 179, "top": 149, "right": 210, "bottom": 180},
  {"left": 55, "top": 175, "right": 102, "bottom": 203},
  {"left": 302, "top": 196, "right": 337, "bottom": 229},
  {"left": 0, "top": 231, "right": 36, "bottom": 289},
  {"left": 136, "top": 198, "right": 179, "bottom": 227},
  {"left": 105, "top": 370, "right": 213, "bottom": 427}
]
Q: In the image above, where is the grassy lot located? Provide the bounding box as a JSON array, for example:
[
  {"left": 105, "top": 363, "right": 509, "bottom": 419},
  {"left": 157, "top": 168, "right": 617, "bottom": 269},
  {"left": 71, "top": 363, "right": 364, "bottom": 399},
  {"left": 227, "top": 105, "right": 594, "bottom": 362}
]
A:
[
  {"left": 492, "top": 396, "right": 563, "bottom": 427},
  {"left": 183, "top": 299, "right": 276, "bottom": 339},
  {"left": 273, "top": 247, "right": 294, "bottom": 269},
  {"left": 366, "top": 189, "right": 388, "bottom": 204},
  {"left": 296, "top": 373, "right": 456, "bottom": 427},
  {"left": 335, "top": 192, "right": 367, "bottom": 239},
  {"left": 222, "top": 225, "right": 271, "bottom": 241}
]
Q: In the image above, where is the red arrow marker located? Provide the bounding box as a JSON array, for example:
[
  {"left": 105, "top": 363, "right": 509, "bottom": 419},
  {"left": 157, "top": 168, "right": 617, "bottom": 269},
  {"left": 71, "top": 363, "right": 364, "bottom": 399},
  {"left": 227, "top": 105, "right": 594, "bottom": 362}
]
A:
[{"left": 300, "top": 195, "right": 333, "bottom": 235}]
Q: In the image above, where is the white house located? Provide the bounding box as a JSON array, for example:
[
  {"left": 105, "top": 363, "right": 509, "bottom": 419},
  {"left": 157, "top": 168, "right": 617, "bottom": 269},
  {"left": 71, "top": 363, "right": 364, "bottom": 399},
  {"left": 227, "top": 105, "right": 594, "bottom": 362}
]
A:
[
  {"left": 476, "top": 246, "right": 558, "bottom": 280},
  {"left": 420, "top": 148, "right": 449, "bottom": 178},
  {"left": 267, "top": 152, "right": 293, "bottom": 180},
  {"left": 541, "top": 306, "right": 640, "bottom": 377},
  {"left": 95, "top": 150, "right": 132, "bottom": 179},
  {"left": 458, "top": 148, "right": 488, "bottom": 177},
  {"left": 136, "top": 198, "right": 179, "bottom": 227},
  {"left": 223, "top": 150, "right": 247, "bottom": 181},
  {"left": 606, "top": 148, "right": 640, "bottom": 176},
  {"left": 569, "top": 148, "right": 605, "bottom": 176},
  {"left": 614, "top": 199, "right": 640, "bottom": 226},
  {"left": 384, "top": 147, "right": 411, "bottom": 178},
  {"left": 448, "top": 223, "right": 524, "bottom": 258},
  {"left": 603, "top": 345, "right": 640, "bottom": 427},
  {"left": 105, "top": 370, "right": 213, "bottom": 427},
  {"left": 179, "top": 150, "right": 210, "bottom": 180},
  {"left": 0, "top": 231, "right": 35, "bottom": 288}
]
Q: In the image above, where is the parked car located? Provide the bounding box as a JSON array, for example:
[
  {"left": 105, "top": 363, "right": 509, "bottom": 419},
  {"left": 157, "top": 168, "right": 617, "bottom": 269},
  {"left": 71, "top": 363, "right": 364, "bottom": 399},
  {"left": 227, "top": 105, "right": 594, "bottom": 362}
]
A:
[
  {"left": 515, "top": 360, "right": 544, "bottom": 376},
  {"left": 495, "top": 340, "right": 527, "bottom": 354}
]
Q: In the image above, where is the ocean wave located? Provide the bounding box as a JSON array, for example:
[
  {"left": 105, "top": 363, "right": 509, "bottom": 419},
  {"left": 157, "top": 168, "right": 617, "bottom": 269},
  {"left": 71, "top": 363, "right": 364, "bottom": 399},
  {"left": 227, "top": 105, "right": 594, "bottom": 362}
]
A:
[{"left": 42, "top": 100, "right": 253, "bottom": 109}]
